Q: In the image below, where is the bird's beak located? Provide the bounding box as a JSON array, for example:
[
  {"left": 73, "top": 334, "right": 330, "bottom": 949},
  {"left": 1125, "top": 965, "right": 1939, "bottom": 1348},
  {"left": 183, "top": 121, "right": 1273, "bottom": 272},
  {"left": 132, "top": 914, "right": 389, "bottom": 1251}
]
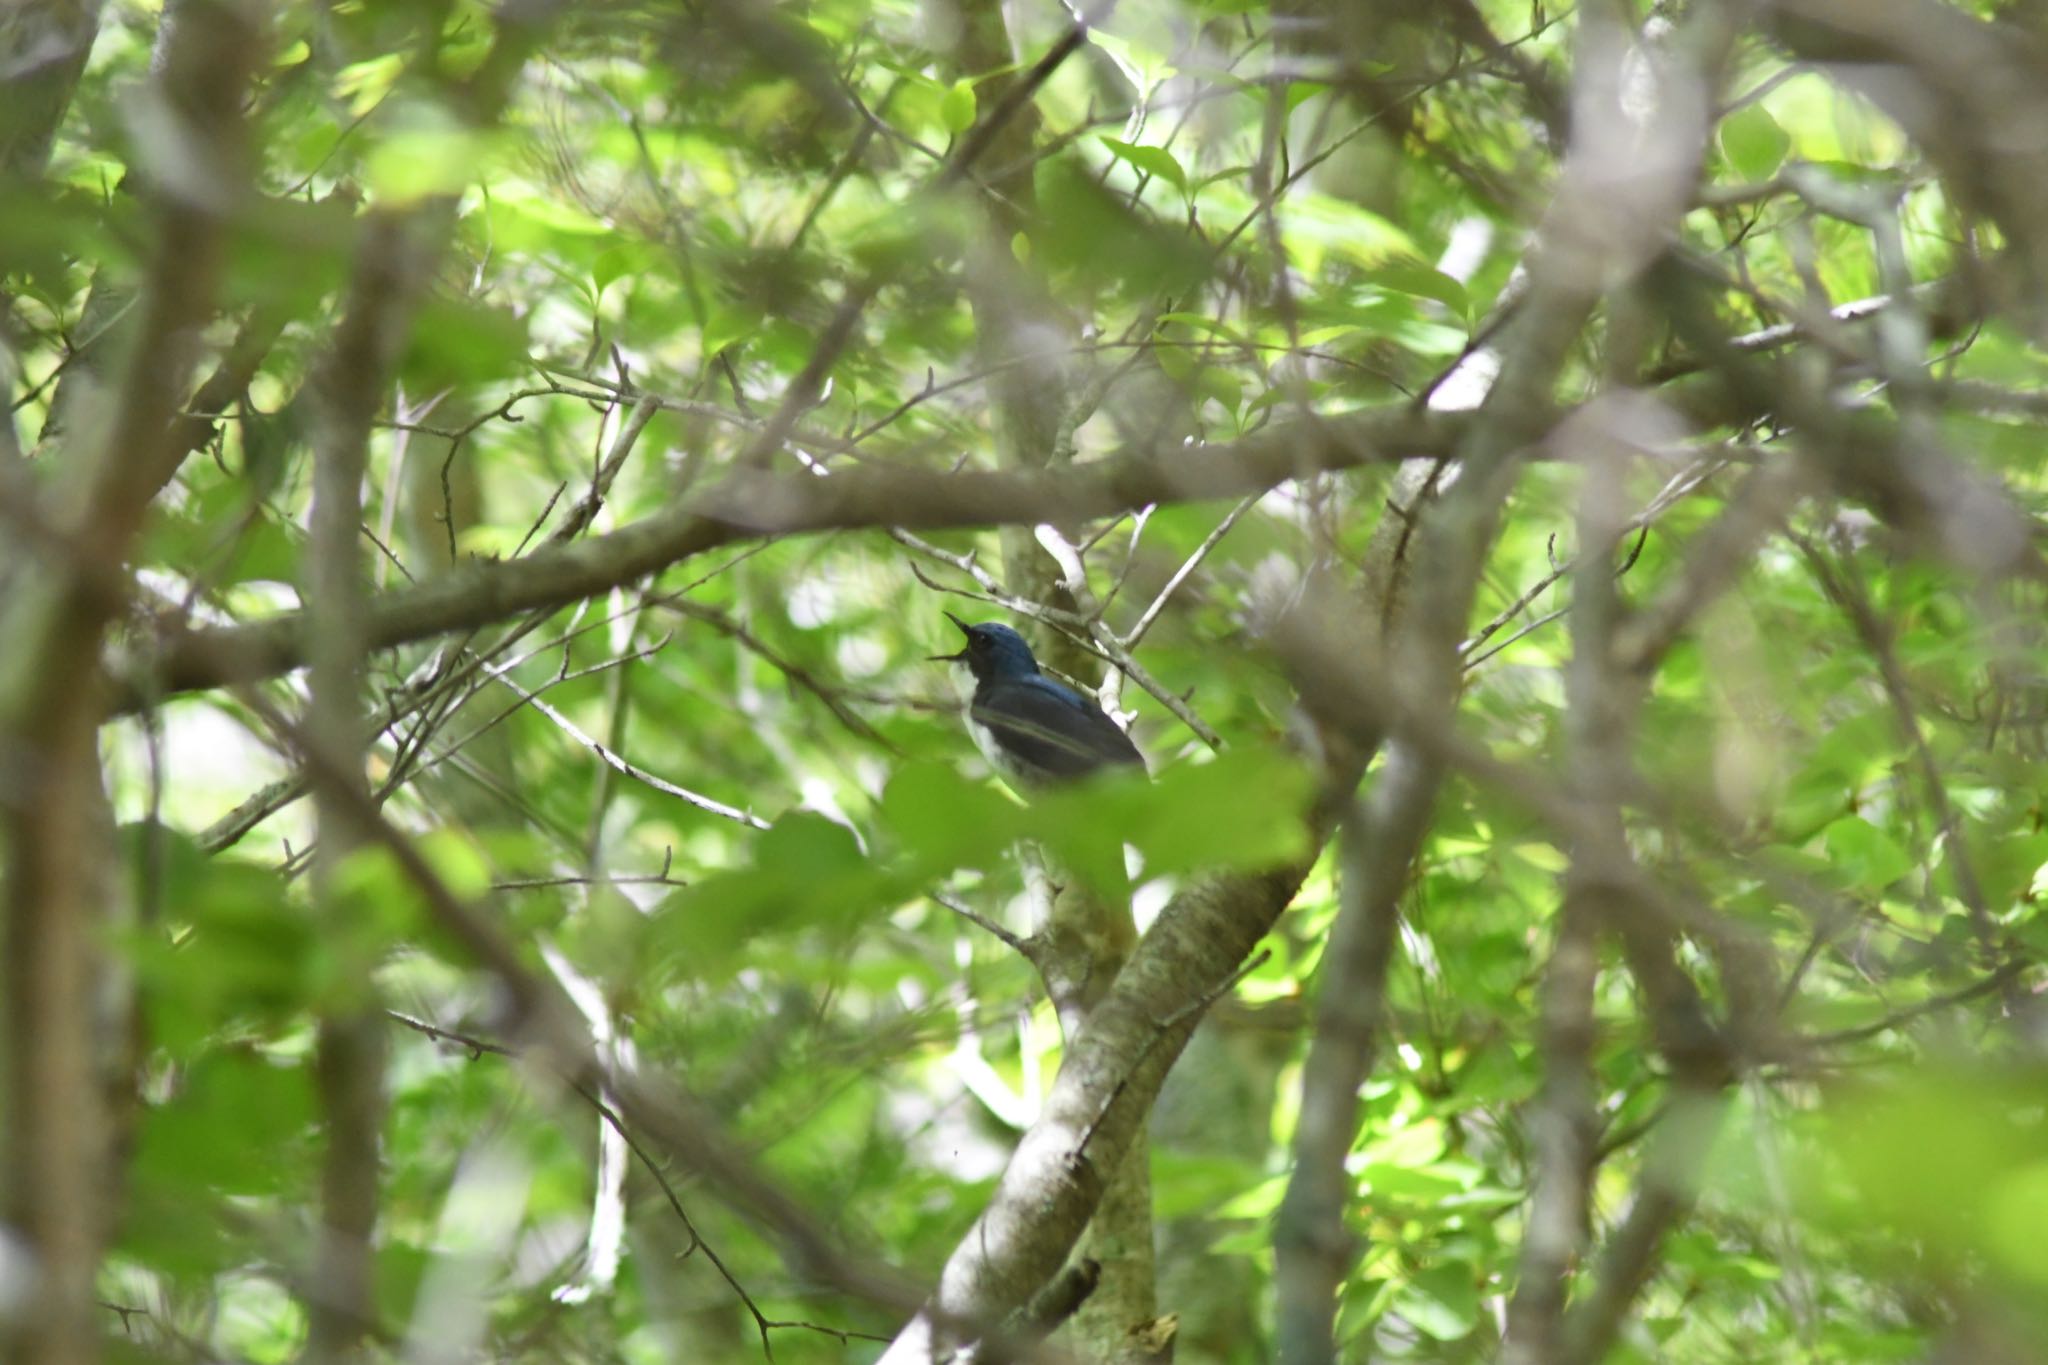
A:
[{"left": 928, "top": 611, "right": 972, "bottom": 663}]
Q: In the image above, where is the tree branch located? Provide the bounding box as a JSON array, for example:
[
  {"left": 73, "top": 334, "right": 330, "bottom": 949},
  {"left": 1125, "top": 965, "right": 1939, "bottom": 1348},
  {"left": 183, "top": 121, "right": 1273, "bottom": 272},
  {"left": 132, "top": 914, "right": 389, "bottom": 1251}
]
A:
[
  {"left": 1272, "top": 781, "right": 1418, "bottom": 1365},
  {"left": 876, "top": 855, "right": 1343, "bottom": 1364},
  {"left": 303, "top": 207, "right": 438, "bottom": 1365},
  {"left": 128, "top": 404, "right": 1458, "bottom": 706}
]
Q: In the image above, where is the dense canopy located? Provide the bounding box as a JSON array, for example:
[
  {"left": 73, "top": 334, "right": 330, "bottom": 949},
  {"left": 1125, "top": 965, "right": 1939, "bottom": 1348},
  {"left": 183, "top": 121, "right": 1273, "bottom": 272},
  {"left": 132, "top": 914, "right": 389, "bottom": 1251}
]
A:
[{"left": 4, "top": 0, "right": 2048, "bottom": 1362}]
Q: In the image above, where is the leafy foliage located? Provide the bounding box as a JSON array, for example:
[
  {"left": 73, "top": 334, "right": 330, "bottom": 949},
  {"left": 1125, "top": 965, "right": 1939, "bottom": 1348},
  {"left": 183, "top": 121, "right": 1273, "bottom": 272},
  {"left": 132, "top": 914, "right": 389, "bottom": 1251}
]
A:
[{"left": 4, "top": 0, "right": 2048, "bottom": 1362}]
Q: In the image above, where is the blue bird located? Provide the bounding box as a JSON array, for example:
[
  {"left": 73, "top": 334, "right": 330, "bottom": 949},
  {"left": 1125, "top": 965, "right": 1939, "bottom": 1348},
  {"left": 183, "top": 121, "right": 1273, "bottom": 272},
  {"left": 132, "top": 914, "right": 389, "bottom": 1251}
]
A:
[{"left": 932, "top": 613, "right": 1145, "bottom": 785}]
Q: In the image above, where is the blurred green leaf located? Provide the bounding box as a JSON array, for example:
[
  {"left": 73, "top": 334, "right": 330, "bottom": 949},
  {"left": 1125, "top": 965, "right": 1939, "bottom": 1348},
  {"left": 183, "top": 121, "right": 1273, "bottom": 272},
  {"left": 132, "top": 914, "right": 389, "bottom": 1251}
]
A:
[
  {"left": 1720, "top": 103, "right": 1791, "bottom": 181},
  {"left": 365, "top": 107, "right": 494, "bottom": 203},
  {"left": 880, "top": 761, "right": 1023, "bottom": 870},
  {"left": 1035, "top": 157, "right": 1212, "bottom": 293},
  {"left": 134, "top": 1050, "right": 313, "bottom": 1198},
  {"left": 1392, "top": 1264, "right": 1480, "bottom": 1340},
  {"left": 940, "top": 80, "right": 978, "bottom": 135},
  {"left": 1822, "top": 815, "right": 1915, "bottom": 892},
  {"left": 1099, "top": 136, "right": 1189, "bottom": 195},
  {"left": 401, "top": 295, "right": 530, "bottom": 388},
  {"left": 1362, "top": 261, "right": 1470, "bottom": 322},
  {"left": 1811, "top": 1066, "right": 2048, "bottom": 1288}
]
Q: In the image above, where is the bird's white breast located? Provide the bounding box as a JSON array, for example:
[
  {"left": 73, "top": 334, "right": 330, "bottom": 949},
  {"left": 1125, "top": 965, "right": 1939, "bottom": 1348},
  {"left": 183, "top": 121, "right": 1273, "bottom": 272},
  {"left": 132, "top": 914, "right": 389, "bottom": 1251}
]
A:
[{"left": 948, "top": 665, "right": 1033, "bottom": 781}]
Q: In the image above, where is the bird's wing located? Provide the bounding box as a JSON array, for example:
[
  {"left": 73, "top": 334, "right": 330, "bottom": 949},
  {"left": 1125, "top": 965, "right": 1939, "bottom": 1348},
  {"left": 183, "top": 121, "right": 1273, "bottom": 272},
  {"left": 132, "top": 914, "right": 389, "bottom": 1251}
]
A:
[{"left": 972, "top": 677, "right": 1145, "bottom": 780}]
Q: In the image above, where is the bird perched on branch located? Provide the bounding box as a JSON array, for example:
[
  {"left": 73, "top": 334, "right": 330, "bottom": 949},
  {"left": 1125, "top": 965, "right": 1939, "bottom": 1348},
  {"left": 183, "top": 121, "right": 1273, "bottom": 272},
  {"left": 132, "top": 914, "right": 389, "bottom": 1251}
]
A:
[{"left": 932, "top": 613, "right": 1144, "bottom": 786}]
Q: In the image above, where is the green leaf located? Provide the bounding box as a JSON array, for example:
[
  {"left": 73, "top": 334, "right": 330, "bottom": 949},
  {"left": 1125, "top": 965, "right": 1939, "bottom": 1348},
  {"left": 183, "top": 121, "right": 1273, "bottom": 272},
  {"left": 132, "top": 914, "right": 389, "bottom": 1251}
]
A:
[
  {"left": 219, "top": 510, "right": 302, "bottom": 584},
  {"left": 1813, "top": 1065, "right": 2048, "bottom": 1283},
  {"left": 1279, "top": 191, "right": 1417, "bottom": 269},
  {"left": 1026, "top": 749, "right": 1313, "bottom": 884},
  {"left": 890, "top": 79, "right": 945, "bottom": 138},
  {"left": 1720, "top": 103, "right": 1791, "bottom": 182},
  {"left": 1358, "top": 1161, "right": 1468, "bottom": 1202},
  {"left": 364, "top": 109, "right": 493, "bottom": 204},
  {"left": 561, "top": 882, "right": 652, "bottom": 985},
  {"left": 1968, "top": 830, "right": 2048, "bottom": 912},
  {"left": 939, "top": 80, "right": 978, "bottom": 135},
  {"left": 1285, "top": 80, "right": 1329, "bottom": 113},
  {"left": 755, "top": 810, "right": 865, "bottom": 875},
  {"left": 1821, "top": 815, "right": 1915, "bottom": 892},
  {"left": 1192, "top": 364, "right": 1242, "bottom": 414},
  {"left": 1099, "top": 136, "right": 1189, "bottom": 195},
  {"left": 1362, "top": 261, "right": 1470, "bottom": 322},
  {"left": 701, "top": 302, "right": 756, "bottom": 357},
  {"left": 646, "top": 812, "right": 893, "bottom": 979},
  {"left": 880, "top": 761, "right": 1023, "bottom": 871},
  {"left": 375, "top": 1243, "right": 434, "bottom": 1330},
  {"left": 1156, "top": 311, "right": 1254, "bottom": 347},
  {"left": 224, "top": 193, "right": 355, "bottom": 314},
  {"left": 1027, "top": 771, "right": 1143, "bottom": 895},
  {"left": 1985, "top": 1160, "right": 2048, "bottom": 1284},
  {"left": 135, "top": 1050, "right": 313, "bottom": 1197},
  {"left": 1392, "top": 1264, "right": 1480, "bottom": 1340},
  {"left": 401, "top": 296, "right": 530, "bottom": 388},
  {"left": 332, "top": 52, "right": 405, "bottom": 117},
  {"left": 123, "top": 832, "right": 319, "bottom": 1053},
  {"left": 592, "top": 244, "right": 637, "bottom": 296},
  {"left": 1035, "top": 157, "right": 1213, "bottom": 293},
  {"left": 1140, "top": 750, "right": 1314, "bottom": 873}
]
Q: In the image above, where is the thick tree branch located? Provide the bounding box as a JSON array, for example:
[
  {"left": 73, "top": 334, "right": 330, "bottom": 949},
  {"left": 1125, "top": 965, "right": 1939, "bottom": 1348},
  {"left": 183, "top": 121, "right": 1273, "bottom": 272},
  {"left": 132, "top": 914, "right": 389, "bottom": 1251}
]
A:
[
  {"left": 303, "top": 209, "right": 438, "bottom": 1365},
  {"left": 129, "top": 404, "right": 1459, "bottom": 705},
  {"left": 876, "top": 856, "right": 1345, "bottom": 1364},
  {"left": 0, "top": 2, "right": 258, "bottom": 1360},
  {"left": 0, "top": 0, "right": 97, "bottom": 179}
]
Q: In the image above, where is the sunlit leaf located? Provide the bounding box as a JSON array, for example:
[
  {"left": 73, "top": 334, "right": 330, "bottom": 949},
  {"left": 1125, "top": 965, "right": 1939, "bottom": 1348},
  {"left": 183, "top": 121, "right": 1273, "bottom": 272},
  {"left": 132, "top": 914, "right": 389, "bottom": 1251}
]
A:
[
  {"left": 1720, "top": 103, "right": 1791, "bottom": 182},
  {"left": 1100, "top": 136, "right": 1189, "bottom": 196},
  {"left": 940, "top": 80, "right": 978, "bottom": 135}
]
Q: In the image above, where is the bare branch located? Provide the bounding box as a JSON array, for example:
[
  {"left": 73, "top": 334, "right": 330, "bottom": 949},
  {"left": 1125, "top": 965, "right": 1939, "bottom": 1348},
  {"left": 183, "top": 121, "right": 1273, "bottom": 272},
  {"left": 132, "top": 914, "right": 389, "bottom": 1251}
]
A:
[
  {"left": 304, "top": 206, "right": 444, "bottom": 1365},
  {"left": 1273, "top": 782, "right": 1417, "bottom": 1365},
  {"left": 475, "top": 656, "right": 771, "bottom": 828}
]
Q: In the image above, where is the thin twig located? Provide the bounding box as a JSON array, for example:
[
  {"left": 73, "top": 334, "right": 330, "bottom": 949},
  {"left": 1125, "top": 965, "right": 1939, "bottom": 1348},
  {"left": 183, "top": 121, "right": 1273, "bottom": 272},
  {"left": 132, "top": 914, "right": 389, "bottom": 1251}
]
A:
[
  {"left": 1122, "top": 495, "right": 1256, "bottom": 650},
  {"left": 476, "top": 658, "right": 770, "bottom": 829}
]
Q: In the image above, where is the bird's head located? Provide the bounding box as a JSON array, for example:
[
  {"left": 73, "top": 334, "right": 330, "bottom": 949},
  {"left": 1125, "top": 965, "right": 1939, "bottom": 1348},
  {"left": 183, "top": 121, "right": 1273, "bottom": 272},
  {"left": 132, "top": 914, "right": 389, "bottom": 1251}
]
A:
[{"left": 931, "top": 613, "right": 1042, "bottom": 681}]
